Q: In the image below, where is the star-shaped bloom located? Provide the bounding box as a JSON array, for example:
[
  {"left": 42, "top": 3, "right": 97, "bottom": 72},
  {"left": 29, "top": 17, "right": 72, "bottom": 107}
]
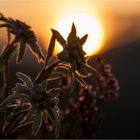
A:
[
  {"left": 0, "top": 72, "right": 60, "bottom": 136},
  {"left": 51, "top": 23, "right": 88, "bottom": 72},
  {"left": 0, "top": 13, "right": 44, "bottom": 63}
]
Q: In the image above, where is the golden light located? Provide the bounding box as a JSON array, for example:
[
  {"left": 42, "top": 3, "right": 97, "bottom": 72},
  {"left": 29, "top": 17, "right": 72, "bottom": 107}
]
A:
[{"left": 56, "top": 13, "right": 104, "bottom": 56}]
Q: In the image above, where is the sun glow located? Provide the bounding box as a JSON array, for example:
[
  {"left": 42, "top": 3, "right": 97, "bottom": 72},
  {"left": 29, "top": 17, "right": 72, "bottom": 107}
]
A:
[{"left": 56, "top": 13, "right": 104, "bottom": 56}]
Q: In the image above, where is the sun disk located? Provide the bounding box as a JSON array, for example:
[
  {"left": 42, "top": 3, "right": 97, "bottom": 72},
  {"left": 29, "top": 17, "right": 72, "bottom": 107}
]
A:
[{"left": 56, "top": 13, "right": 104, "bottom": 56}]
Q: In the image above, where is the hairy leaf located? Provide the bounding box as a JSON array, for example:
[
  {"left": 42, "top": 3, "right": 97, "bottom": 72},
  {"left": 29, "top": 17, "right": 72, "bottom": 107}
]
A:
[
  {"left": 12, "top": 121, "right": 32, "bottom": 134},
  {"left": 67, "top": 23, "right": 77, "bottom": 40},
  {"left": 80, "top": 34, "right": 88, "bottom": 46},
  {"left": 15, "top": 83, "right": 24, "bottom": 87},
  {"left": 31, "top": 110, "right": 42, "bottom": 136},
  {"left": 12, "top": 86, "right": 34, "bottom": 96},
  {"left": 0, "top": 94, "right": 29, "bottom": 108},
  {"left": 51, "top": 29, "right": 66, "bottom": 47},
  {"left": 27, "top": 40, "right": 45, "bottom": 63},
  {"left": 34, "top": 60, "right": 60, "bottom": 84},
  {"left": 9, "top": 109, "right": 29, "bottom": 120},
  {"left": 24, "top": 104, "right": 37, "bottom": 122},
  {"left": 42, "top": 109, "right": 48, "bottom": 123},
  {"left": 16, "top": 72, "right": 33, "bottom": 87},
  {"left": 45, "top": 34, "right": 55, "bottom": 66},
  {"left": 47, "top": 98, "right": 59, "bottom": 107},
  {"left": 47, "top": 88, "right": 61, "bottom": 98},
  {"left": 40, "top": 80, "right": 48, "bottom": 92},
  {"left": 4, "top": 109, "right": 28, "bottom": 135},
  {"left": 47, "top": 107, "right": 60, "bottom": 137},
  {"left": 70, "top": 23, "right": 76, "bottom": 37}
]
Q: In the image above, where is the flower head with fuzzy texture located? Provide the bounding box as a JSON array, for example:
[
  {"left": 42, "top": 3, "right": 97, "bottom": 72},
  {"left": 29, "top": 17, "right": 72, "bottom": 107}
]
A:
[{"left": 52, "top": 23, "right": 88, "bottom": 72}]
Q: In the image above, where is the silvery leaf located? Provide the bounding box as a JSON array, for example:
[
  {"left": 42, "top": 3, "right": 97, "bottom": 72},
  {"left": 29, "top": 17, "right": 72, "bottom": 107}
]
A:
[
  {"left": 12, "top": 86, "right": 34, "bottom": 96},
  {"left": 51, "top": 29, "right": 66, "bottom": 47},
  {"left": 31, "top": 110, "right": 42, "bottom": 136},
  {"left": 16, "top": 72, "right": 33, "bottom": 87},
  {"left": 0, "top": 94, "right": 29, "bottom": 108},
  {"left": 47, "top": 107, "right": 60, "bottom": 137}
]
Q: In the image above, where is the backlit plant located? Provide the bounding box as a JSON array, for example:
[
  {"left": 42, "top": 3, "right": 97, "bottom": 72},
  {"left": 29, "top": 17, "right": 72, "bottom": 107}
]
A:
[{"left": 0, "top": 13, "right": 119, "bottom": 139}]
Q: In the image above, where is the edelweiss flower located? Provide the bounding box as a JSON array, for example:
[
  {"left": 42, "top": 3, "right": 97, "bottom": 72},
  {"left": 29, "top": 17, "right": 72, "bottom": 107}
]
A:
[
  {"left": 51, "top": 23, "right": 88, "bottom": 72},
  {"left": 0, "top": 72, "right": 60, "bottom": 136},
  {"left": 0, "top": 13, "right": 44, "bottom": 63}
]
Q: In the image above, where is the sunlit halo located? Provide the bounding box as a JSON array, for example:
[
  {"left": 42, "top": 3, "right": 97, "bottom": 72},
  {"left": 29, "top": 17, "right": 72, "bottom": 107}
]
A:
[{"left": 55, "top": 13, "right": 104, "bottom": 56}]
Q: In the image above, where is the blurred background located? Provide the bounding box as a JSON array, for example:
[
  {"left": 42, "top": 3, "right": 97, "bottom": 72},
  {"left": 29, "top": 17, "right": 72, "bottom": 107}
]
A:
[{"left": 0, "top": 0, "right": 140, "bottom": 138}]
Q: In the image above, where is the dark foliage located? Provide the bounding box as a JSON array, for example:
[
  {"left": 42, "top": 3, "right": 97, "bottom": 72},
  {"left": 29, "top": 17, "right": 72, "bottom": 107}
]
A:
[{"left": 0, "top": 13, "right": 119, "bottom": 138}]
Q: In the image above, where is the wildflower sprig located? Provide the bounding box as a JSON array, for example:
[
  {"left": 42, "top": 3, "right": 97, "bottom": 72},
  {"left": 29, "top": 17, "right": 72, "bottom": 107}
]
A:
[
  {"left": 0, "top": 13, "right": 44, "bottom": 63},
  {"left": 50, "top": 23, "right": 100, "bottom": 90},
  {"left": 0, "top": 13, "right": 45, "bottom": 99},
  {"left": 0, "top": 13, "right": 119, "bottom": 139},
  {"left": 52, "top": 23, "right": 88, "bottom": 72},
  {"left": 0, "top": 72, "right": 61, "bottom": 137}
]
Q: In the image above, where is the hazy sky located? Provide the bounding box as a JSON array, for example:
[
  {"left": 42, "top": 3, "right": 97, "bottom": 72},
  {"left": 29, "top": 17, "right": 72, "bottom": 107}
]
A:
[{"left": 0, "top": 0, "right": 140, "bottom": 52}]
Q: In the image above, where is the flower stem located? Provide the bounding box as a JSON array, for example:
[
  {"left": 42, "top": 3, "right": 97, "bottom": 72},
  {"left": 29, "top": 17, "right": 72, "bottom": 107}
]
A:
[{"left": 3, "top": 61, "right": 9, "bottom": 99}]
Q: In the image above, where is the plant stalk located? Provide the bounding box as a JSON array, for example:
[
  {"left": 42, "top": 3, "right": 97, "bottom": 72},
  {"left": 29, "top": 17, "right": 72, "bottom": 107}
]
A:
[{"left": 3, "top": 61, "right": 9, "bottom": 99}]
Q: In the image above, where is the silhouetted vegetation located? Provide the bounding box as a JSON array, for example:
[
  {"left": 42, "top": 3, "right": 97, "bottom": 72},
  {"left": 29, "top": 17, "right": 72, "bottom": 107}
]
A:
[{"left": 0, "top": 13, "right": 119, "bottom": 138}]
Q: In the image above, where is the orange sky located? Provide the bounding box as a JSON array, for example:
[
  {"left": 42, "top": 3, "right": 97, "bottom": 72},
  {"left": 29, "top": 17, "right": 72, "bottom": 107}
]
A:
[{"left": 0, "top": 0, "right": 140, "bottom": 53}]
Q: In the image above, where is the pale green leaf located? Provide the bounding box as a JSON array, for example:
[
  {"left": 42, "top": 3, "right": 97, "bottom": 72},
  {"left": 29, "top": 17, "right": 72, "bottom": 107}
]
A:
[
  {"left": 12, "top": 86, "right": 34, "bottom": 96},
  {"left": 5, "top": 109, "right": 28, "bottom": 135},
  {"left": 16, "top": 72, "right": 33, "bottom": 87},
  {"left": 47, "top": 107, "right": 60, "bottom": 137},
  {"left": 42, "top": 109, "right": 48, "bottom": 123},
  {"left": 24, "top": 104, "right": 37, "bottom": 122},
  {"left": 0, "top": 94, "right": 29, "bottom": 108},
  {"left": 31, "top": 110, "right": 42, "bottom": 136}
]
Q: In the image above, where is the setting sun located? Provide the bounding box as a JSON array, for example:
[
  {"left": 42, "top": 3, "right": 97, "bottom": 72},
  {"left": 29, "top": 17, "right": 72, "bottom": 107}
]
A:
[{"left": 56, "top": 13, "right": 104, "bottom": 56}]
